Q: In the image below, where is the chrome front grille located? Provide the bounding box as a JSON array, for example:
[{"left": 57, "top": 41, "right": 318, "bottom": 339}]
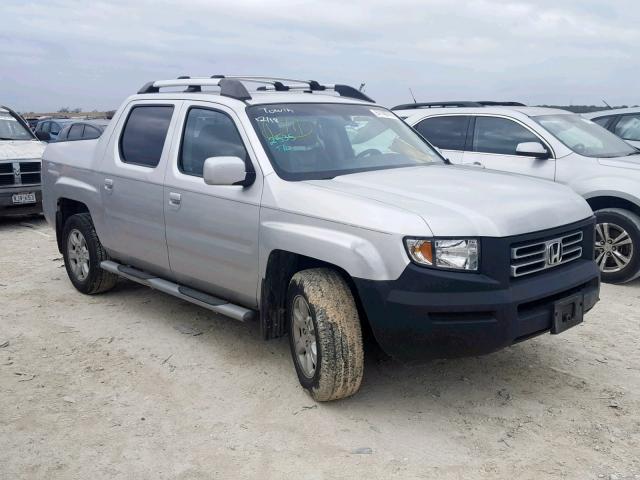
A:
[
  {"left": 511, "top": 230, "right": 583, "bottom": 278},
  {"left": 0, "top": 161, "right": 41, "bottom": 187}
]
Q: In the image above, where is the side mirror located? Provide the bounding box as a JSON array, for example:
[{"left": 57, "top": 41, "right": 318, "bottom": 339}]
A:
[
  {"left": 203, "top": 156, "right": 251, "bottom": 186},
  {"left": 35, "top": 131, "right": 51, "bottom": 142},
  {"left": 516, "top": 142, "right": 549, "bottom": 159}
]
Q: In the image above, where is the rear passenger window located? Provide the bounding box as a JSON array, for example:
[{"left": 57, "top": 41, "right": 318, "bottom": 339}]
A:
[
  {"left": 83, "top": 126, "right": 101, "bottom": 140},
  {"left": 472, "top": 117, "right": 541, "bottom": 155},
  {"left": 179, "top": 108, "right": 248, "bottom": 177},
  {"left": 120, "top": 105, "right": 174, "bottom": 167},
  {"left": 68, "top": 124, "right": 84, "bottom": 140},
  {"left": 414, "top": 116, "right": 469, "bottom": 150}
]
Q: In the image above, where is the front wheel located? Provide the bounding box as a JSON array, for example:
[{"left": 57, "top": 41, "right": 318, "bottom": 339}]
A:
[
  {"left": 287, "top": 268, "right": 364, "bottom": 402},
  {"left": 595, "top": 208, "right": 640, "bottom": 284}
]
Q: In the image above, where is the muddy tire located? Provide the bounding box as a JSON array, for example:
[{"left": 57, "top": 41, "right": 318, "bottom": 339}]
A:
[
  {"left": 287, "top": 268, "right": 364, "bottom": 401},
  {"left": 62, "top": 213, "right": 117, "bottom": 295},
  {"left": 595, "top": 208, "right": 640, "bottom": 284}
]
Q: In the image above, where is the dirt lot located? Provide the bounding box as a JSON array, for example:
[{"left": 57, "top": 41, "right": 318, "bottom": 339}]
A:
[{"left": 1, "top": 216, "right": 639, "bottom": 480}]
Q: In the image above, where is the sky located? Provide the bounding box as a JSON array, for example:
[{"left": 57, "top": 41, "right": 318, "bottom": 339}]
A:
[{"left": 2, "top": 0, "right": 639, "bottom": 112}]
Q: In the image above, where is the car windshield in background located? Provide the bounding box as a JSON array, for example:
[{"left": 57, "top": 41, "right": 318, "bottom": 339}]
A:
[
  {"left": 0, "top": 112, "right": 33, "bottom": 140},
  {"left": 535, "top": 114, "right": 636, "bottom": 158},
  {"left": 247, "top": 103, "right": 443, "bottom": 180}
]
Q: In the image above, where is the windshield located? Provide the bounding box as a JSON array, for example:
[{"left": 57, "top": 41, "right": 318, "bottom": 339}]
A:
[
  {"left": 247, "top": 103, "right": 443, "bottom": 180},
  {"left": 0, "top": 112, "right": 34, "bottom": 140},
  {"left": 535, "top": 114, "right": 636, "bottom": 158}
]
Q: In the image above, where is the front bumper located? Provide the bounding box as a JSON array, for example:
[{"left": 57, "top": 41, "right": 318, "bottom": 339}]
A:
[
  {"left": 354, "top": 219, "right": 600, "bottom": 360},
  {"left": 0, "top": 185, "right": 42, "bottom": 216}
]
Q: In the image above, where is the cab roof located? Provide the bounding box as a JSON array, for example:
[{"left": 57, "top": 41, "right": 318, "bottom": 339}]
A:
[
  {"left": 583, "top": 106, "right": 640, "bottom": 118},
  {"left": 395, "top": 104, "right": 573, "bottom": 120}
]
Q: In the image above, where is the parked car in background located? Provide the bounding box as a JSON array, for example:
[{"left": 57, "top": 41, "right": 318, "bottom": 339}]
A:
[
  {"left": 55, "top": 119, "right": 110, "bottom": 142},
  {"left": 42, "top": 77, "right": 599, "bottom": 401},
  {"left": 397, "top": 101, "right": 640, "bottom": 283},
  {"left": 0, "top": 105, "right": 46, "bottom": 216},
  {"left": 34, "top": 118, "right": 74, "bottom": 142},
  {"left": 24, "top": 117, "right": 40, "bottom": 132},
  {"left": 583, "top": 108, "right": 640, "bottom": 148}
]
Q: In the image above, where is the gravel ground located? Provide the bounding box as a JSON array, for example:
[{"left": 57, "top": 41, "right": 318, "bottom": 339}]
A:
[{"left": 1, "top": 216, "right": 639, "bottom": 480}]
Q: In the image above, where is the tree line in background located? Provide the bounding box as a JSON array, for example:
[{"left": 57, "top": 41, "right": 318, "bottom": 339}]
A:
[{"left": 539, "top": 105, "right": 639, "bottom": 114}]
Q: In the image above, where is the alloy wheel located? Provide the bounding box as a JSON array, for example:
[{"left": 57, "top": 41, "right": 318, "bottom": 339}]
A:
[
  {"left": 595, "top": 222, "right": 633, "bottom": 273},
  {"left": 291, "top": 295, "right": 317, "bottom": 378},
  {"left": 67, "top": 228, "right": 90, "bottom": 281}
]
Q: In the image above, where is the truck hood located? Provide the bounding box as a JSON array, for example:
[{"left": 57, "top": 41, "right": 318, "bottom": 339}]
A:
[
  {"left": 598, "top": 154, "right": 640, "bottom": 171},
  {"left": 308, "top": 165, "right": 593, "bottom": 237},
  {"left": 0, "top": 140, "right": 46, "bottom": 161}
]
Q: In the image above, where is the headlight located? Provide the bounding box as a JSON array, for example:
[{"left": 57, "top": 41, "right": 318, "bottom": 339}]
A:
[{"left": 405, "top": 238, "right": 479, "bottom": 271}]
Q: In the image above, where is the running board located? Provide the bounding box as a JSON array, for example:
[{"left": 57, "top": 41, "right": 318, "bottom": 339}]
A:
[{"left": 100, "top": 260, "right": 255, "bottom": 322}]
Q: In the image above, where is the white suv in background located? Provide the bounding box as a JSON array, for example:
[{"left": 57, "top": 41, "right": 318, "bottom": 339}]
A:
[
  {"left": 396, "top": 101, "right": 640, "bottom": 284},
  {"left": 583, "top": 107, "right": 640, "bottom": 148}
]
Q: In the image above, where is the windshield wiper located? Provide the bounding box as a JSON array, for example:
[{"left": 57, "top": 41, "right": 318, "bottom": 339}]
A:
[
  {"left": 626, "top": 151, "right": 640, "bottom": 156},
  {"left": 0, "top": 137, "right": 17, "bottom": 140}
]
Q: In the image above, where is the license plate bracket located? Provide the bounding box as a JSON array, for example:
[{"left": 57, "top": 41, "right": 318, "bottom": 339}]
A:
[
  {"left": 551, "top": 294, "right": 584, "bottom": 334},
  {"left": 11, "top": 192, "right": 36, "bottom": 204}
]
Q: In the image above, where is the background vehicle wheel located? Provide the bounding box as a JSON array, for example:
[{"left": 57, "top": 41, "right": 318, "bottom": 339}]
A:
[
  {"left": 287, "top": 268, "right": 364, "bottom": 402},
  {"left": 595, "top": 208, "right": 640, "bottom": 284},
  {"left": 62, "top": 213, "right": 117, "bottom": 294}
]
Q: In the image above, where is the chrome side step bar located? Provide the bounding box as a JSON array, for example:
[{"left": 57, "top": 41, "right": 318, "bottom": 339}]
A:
[{"left": 100, "top": 260, "right": 255, "bottom": 322}]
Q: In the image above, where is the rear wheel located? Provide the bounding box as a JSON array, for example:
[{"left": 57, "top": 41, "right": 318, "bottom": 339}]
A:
[
  {"left": 594, "top": 208, "right": 640, "bottom": 284},
  {"left": 287, "top": 268, "right": 364, "bottom": 401},
  {"left": 62, "top": 213, "right": 117, "bottom": 294}
]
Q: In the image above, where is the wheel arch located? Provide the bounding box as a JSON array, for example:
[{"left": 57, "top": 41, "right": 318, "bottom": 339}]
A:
[
  {"left": 55, "top": 198, "right": 90, "bottom": 253},
  {"left": 259, "top": 250, "right": 374, "bottom": 343},
  {"left": 584, "top": 194, "right": 640, "bottom": 218}
]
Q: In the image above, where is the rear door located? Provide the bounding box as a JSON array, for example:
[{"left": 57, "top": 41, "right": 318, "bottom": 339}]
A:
[
  {"left": 412, "top": 115, "right": 468, "bottom": 164},
  {"left": 163, "top": 101, "right": 262, "bottom": 307},
  {"left": 99, "top": 100, "right": 181, "bottom": 277},
  {"left": 462, "top": 115, "right": 556, "bottom": 180}
]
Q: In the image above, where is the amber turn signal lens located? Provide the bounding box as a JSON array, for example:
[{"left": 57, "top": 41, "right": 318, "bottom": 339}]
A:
[{"left": 406, "top": 239, "right": 433, "bottom": 265}]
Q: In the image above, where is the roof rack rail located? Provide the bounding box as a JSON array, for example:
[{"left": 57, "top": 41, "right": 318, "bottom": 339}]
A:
[
  {"left": 476, "top": 101, "right": 526, "bottom": 106},
  {"left": 137, "top": 76, "right": 374, "bottom": 103},
  {"left": 391, "top": 101, "right": 482, "bottom": 110}
]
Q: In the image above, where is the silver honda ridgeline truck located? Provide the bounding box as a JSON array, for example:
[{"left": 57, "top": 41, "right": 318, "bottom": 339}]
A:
[{"left": 42, "top": 77, "right": 600, "bottom": 401}]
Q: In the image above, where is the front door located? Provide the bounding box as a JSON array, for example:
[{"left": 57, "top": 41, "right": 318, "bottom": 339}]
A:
[
  {"left": 163, "top": 102, "right": 262, "bottom": 307},
  {"left": 462, "top": 116, "right": 556, "bottom": 180}
]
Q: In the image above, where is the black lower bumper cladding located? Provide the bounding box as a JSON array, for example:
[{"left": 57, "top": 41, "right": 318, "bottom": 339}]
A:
[{"left": 354, "top": 218, "right": 600, "bottom": 360}]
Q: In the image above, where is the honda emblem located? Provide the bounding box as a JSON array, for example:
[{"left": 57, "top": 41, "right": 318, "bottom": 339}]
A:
[{"left": 546, "top": 240, "right": 563, "bottom": 266}]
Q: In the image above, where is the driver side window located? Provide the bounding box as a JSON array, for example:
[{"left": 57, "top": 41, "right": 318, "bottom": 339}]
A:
[
  {"left": 472, "top": 117, "right": 542, "bottom": 155},
  {"left": 179, "top": 108, "right": 249, "bottom": 177},
  {"left": 614, "top": 115, "right": 640, "bottom": 142}
]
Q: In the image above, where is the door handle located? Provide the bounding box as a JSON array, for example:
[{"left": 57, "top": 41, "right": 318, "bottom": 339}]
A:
[
  {"left": 104, "top": 178, "right": 114, "bottom": 191},
  {"left": 472, "top": 161, "right": 485, "bottom": 168},
  {"left": 168, "top": 192, "right": 182, "bottom": 206}
]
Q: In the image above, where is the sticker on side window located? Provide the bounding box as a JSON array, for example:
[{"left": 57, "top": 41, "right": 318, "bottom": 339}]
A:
[{"left": 369, "top": 108, "right": 396, "bottom": 119}]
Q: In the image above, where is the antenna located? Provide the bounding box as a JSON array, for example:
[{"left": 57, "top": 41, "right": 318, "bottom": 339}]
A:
[
  {"left": 359, "top": 82, "right": 366, "bottom": 92},
  {"left": 602, "top": 99, "right": 612, "bottom": 109},
  {"left": 409, "top": 88, "right": 417, "bottom": 104}
]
